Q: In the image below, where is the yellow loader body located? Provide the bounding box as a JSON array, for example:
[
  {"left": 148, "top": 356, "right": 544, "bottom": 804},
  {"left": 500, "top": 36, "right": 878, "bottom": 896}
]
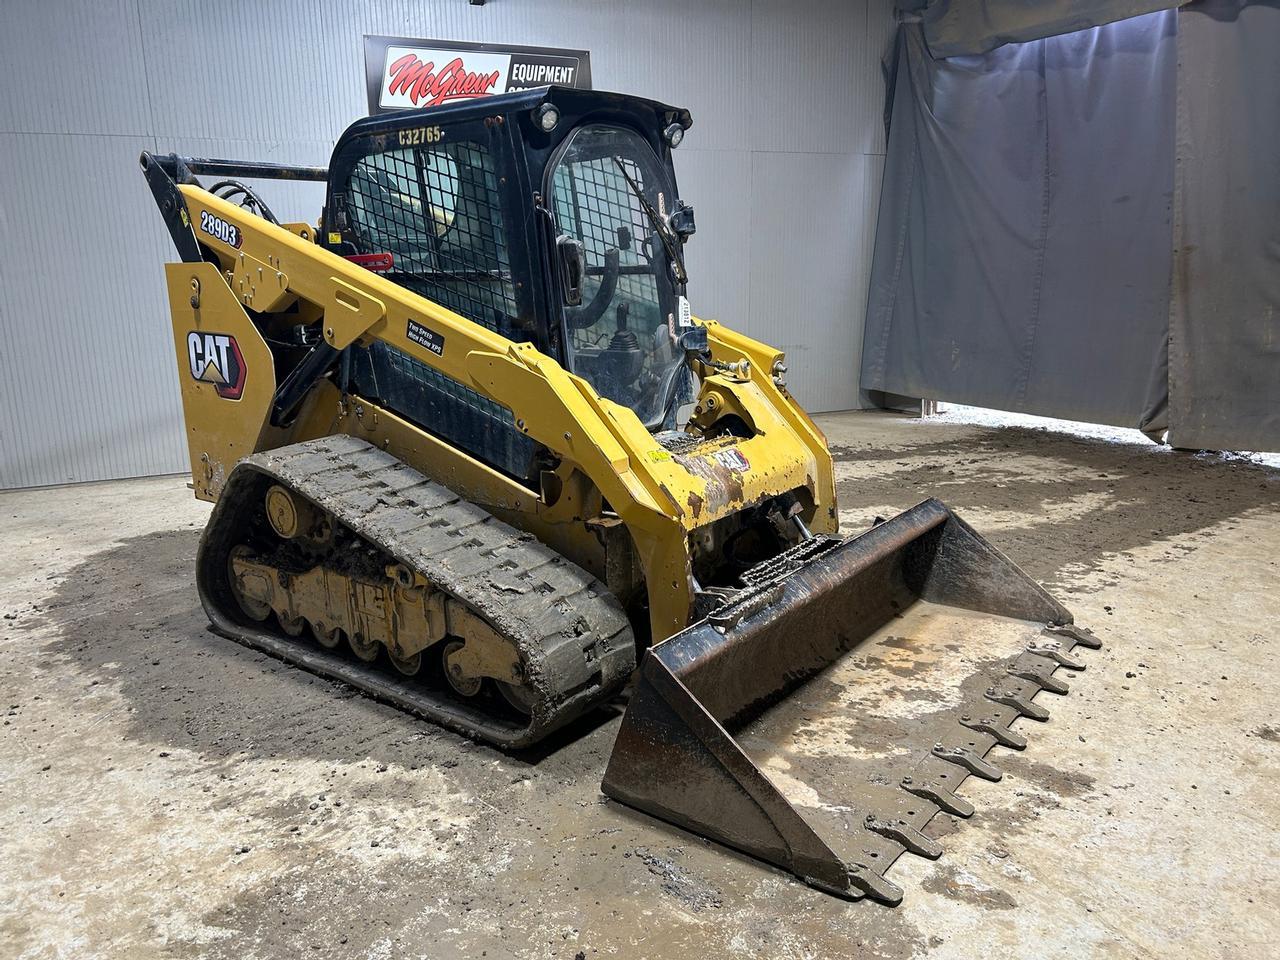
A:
[{"left": 143, "top": 85, "right": 1095, "bottom": 904}]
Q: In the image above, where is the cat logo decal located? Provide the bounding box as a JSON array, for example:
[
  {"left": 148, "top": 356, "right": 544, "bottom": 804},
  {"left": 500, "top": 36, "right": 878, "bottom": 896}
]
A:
[{"left": 187, "top": 331, "right": 246, "bottom": 400}]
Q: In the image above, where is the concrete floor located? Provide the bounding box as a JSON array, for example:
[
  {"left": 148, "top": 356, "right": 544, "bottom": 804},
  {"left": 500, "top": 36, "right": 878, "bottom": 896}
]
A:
[{"left": 2, "top": 410, "right": 1277, "bottom": 960}]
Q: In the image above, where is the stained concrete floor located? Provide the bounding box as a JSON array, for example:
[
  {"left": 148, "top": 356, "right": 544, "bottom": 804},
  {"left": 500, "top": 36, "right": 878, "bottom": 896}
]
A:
[{"left": 1, "top": 410, "right": 1277, "bottom": 960}]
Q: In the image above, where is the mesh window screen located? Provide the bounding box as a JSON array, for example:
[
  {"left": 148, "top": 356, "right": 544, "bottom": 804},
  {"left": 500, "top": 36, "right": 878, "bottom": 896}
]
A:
[
  {"left": 342, "top": 138, "right": 535, "bottom": 483},
  {"left": 552, "top": 156, "right": 659, "bottom": 345},
  {"left": 548, "top": 127, "right": 683, "bottom": 427},
  {"left": 346, "top": 141, "right": 518, "bottom": 335},
  {"left": 346, "top": 340, "right": 536, "bottom": 481}
]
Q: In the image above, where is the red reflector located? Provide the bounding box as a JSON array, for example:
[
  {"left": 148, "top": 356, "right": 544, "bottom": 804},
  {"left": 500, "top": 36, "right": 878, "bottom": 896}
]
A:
[{"left": 344, "top": 252, "right": 394, "bottom": 272}]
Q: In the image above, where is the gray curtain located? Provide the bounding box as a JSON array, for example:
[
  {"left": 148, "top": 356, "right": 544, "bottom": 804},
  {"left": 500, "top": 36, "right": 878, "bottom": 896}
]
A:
[
  {"left": 901, "top": 0, "right": 1186, "bottom": 56},
  {"left": 862, "top": 11, "right": 1178, "bottom": 430},
  {"left": 863, "top": 1, "right": 1280, "bottom": 450},
  {"left": 1168, "top": 1, "right": 1280, "bottom": 450}
]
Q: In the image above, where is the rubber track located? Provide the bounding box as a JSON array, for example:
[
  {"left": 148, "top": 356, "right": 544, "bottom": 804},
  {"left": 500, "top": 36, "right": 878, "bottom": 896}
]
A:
[{"left": 195, "top": 435, "right": 636, "bottom": 748}]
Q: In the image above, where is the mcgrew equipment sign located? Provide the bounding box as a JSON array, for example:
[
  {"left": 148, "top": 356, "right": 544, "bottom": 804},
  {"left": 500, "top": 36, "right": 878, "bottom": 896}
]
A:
[{"left": 364, "top": 36, "right": 592, "bottom": 115}]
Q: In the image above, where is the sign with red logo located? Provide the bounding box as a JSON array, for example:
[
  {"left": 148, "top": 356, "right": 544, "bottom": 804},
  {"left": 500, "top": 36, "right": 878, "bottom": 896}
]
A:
[
  {"left": 364, "top": 36, "right": 591, "bottom": 115},
  {"left": 187, "top": 331, "right": 246, "bottom": 400}
]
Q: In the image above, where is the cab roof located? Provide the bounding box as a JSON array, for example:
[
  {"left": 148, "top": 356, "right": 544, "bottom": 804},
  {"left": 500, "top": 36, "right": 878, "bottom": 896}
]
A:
[{"left": 336, "top": 85, "right": 692, "bottom": 147}]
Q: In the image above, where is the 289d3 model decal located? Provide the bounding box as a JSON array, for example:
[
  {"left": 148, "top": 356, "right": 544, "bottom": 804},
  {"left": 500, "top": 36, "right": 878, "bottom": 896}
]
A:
[
  {"left": 187, "top": 331, "right": 246, "bottom": 400},
  {"left": 199, "top": 209, "right": 242, "bottom": 248}
]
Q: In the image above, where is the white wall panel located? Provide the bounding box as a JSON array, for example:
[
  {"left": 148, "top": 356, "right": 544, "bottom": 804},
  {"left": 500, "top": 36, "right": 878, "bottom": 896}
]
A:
[
  {"left": 0, "top": 0, "right": 896, "bottom": 488},
  {"left": 674, "top": 149, "right": 753, "bottom": 327},
  {"left": 0, "top": 0, "right": 153, "bottom": 136},
  {"left": 750, "top": 0, "right": 869, "bottom": 155},
  {"left": 749, "top": 152, "right": 883, "bottom": 412},
  {"left": 0, "top": 133, "right": 184, "bottom": 488},
  {"left": 867, "top": 0, "right": 900, "bottom": 156}
]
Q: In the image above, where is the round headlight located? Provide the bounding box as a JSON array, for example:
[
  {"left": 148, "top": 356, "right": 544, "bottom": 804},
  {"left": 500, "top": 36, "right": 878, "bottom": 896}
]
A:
[
  {"left": 535, "top": 103, "right": 560, "bottom": 133},
  {"left": 663, "top": 122, "right": 685, "bottom": 148}
]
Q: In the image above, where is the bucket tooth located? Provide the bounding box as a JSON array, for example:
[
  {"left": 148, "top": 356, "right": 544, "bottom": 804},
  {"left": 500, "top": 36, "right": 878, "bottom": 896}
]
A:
[
  {"left": 847, "top": 863, "right": 905, "bottom": 905},
  {"left": 961, "top": 715, "right": 1027, "bottom": 750},
  {"left": 1009, "top": 666, "right": 1070, "bottom": 695},
  {"left": 932, "top": 744, "right": 1003, "bottom": 782},
  {"left": 986, "top": 685, "right": 1050, "bottom": 721},
  {"left": 901, "top": 776, "right": 974, "bottom": 819},
  {"left": 864, "top": 814, "right": 943, "bottom": 860},
  {"left": 1026, "top": 642, "right": 1085, "bottom": 671},
  {"left": 1045, "top": 623, "right": 1102, "bottom": 650}
]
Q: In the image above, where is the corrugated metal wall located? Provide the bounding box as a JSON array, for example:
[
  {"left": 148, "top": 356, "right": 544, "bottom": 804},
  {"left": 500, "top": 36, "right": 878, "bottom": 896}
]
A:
[{"left": 0, "top": 0, "right": 895, "bottom": 489}]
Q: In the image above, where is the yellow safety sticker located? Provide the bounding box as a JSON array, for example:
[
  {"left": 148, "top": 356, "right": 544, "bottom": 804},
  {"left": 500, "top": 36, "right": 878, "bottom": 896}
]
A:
[{"left": 328, "top": 232, "right": 342, "bottom": 245}]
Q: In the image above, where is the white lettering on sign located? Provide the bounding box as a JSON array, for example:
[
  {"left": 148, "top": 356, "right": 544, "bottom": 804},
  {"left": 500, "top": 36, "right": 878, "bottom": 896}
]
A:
[
  {"left": 199, "top": 210, "right": 241, "bottom": 248},
  {"left": 186, "top": 331, "right": 246, "bottom": 400},
  {"left": 406, "top": 319, "right": 446, "bottom": 357},
  {"left": 678, "top": 296, "right": 692, "bottom": 328},
  {"left": 509, "top": 63, "right": 577, "bottom": 85}
]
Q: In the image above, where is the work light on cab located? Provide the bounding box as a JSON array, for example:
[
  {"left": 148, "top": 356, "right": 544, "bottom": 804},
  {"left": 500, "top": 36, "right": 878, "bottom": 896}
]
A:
[{"left": 535, "top": 103, "right": 560, "bottom": 132}]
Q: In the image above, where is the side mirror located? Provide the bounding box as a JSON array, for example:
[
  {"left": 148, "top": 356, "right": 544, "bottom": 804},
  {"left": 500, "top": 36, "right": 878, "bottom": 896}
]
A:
[
  {"left": 677, "top": 324, "right": 708, "bottom": 356},
  {"left": 556, "top": 235, "right": 585, "bottom": 306},
  {"left": 670, "top": 200, "right": 696, "bottom": 240}
]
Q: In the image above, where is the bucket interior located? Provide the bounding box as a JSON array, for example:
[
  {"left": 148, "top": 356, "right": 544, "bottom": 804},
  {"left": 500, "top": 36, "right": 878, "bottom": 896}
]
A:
[{"left": 730, "top": 601, "right": 1048, "bottom": 872}]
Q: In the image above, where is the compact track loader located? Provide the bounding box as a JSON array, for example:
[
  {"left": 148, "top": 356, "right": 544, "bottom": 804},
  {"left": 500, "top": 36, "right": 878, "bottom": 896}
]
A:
[{"left": 142, "top": 86, "right": 1096, "bottom": 903}]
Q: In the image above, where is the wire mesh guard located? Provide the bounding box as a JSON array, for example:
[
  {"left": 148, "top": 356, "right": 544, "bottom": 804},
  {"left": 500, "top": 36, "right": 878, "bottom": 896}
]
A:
[
  {"left": 548, "top": 129, "right": 683, "bottom": 426},
  {"left": 552, "top": 154, "right": 660, "bottom": 343},
  {"left": 343, "top": 140, "right": 533, "bottom": 480},
  {"left": 346, "top": 141, "right": 518, "bottom": 336}
]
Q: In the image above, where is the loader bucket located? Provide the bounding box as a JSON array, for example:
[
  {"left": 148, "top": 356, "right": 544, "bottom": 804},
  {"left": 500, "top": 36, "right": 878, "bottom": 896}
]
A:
[{"left": 601, "top": 498, "right": 1099, "bottom": 904}]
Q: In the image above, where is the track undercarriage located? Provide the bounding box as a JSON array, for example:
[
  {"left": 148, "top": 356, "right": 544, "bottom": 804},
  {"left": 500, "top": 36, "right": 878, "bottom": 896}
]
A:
[{"left": 200, "top": 435, "right": 635, "bottom": 748}]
